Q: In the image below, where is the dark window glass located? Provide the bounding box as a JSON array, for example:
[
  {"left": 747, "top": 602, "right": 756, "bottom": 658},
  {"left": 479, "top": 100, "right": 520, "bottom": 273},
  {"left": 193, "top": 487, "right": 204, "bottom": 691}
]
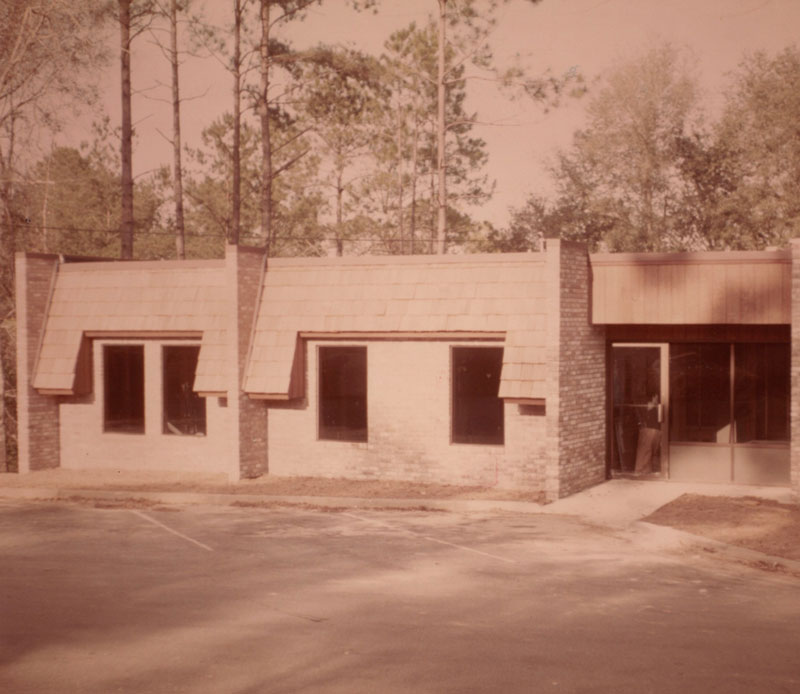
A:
[
  {"left": 319, "top": 346, "right": 367, "bottom": 442},
  {"left": 163, "top": 346, "right": 206, "bottom": 436},
  {"left": 452, "top": 347, "right": 504, "bottom": 445},
  {"left": 669, "top": 344, "right": 730, "bottom": 443},
  {"left": 734, "top": 343, "right": 789, "bottom": 443},
  {"left": 104, "top": 345, "right": 144, "bottom": 433}
]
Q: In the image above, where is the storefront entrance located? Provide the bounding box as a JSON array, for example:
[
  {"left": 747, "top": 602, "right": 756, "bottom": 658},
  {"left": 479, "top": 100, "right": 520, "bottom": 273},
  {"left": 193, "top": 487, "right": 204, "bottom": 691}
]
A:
[
  {"left": 610, "top": 341, "right": 790, "bottom": 485},
  {"left": 611, "top": 344, "right": 667, "bottom": 476}
]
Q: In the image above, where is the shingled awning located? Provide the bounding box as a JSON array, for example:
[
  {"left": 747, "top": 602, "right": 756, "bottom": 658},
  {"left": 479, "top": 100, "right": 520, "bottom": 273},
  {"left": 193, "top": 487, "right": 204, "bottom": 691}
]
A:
[
  {"left": 33, "top": 259, "right": 228, "bottom": 396},
  {"left": 243, "top": 253, "right": 550, "bottom": 403}
]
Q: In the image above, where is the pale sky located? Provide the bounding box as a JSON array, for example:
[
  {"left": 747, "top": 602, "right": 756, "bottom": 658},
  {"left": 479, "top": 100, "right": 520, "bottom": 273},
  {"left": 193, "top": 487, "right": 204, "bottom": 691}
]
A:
[{"left": 70, "top": 0, "right": 800, "bottom": 230}]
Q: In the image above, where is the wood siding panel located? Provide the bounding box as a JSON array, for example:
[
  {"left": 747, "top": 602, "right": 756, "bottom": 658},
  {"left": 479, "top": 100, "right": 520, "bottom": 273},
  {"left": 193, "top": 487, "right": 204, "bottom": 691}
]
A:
[
  {"left": 591, "top": 251, "right": 789, "bottom": 325},
  {"left": 710, "top": 265, "right": 727, "bottom": 323},
  {"left": 763, "top": 264, "right": 784, "bottom": 323},
  {"left": 782, "top": 263, "right": 792, "bottom": 321},
  {"left": 684, "top": 264, "right": 701, "bottom": 323},
  {"left": 656, "top": 265, "right": 671, "bottom": 320},
  {"left": 630, "top": 265, "right": 646, "bottom": 323},
  {"left": 725, "top": 264, "right": 740, "bottom": 323},
  {"left": 674, "top": 265, "right": 688, "bottom": 323},
  {"left": 740, "top": 263, "right": 756, "bottom": 322}
]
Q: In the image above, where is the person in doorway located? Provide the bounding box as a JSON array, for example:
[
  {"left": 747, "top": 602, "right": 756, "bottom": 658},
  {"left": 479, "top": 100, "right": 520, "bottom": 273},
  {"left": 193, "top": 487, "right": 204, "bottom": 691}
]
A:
[{"left": 634, "top": 394, "right": 661, "bottom": 474}]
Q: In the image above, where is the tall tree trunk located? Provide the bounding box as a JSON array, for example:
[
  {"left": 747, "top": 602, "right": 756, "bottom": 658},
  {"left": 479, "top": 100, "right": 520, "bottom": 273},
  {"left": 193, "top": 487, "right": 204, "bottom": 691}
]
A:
[
  {"left": 259, "top": 0, "right": 273, "bottom": 255},
  {"left": 395, "top": 117, "right": 404, "bottom": 254},
  {"left": 429, "top": 168, "right": 435, "bottom": 254},
  {"left": 41, "top": 146, "right": 52, "bottom": 252},
  {"left": 231, "top": 0, "right": 242, "bottom": 245},
  {"left": 0, "top": 115, "right": 15, "bottom": 472},
  {"left": 0, "top": 345, "right": 5, "bottom": 472},
  {"left": 436, "top": 0, "right": 447, "bottom": 255},
  {"left": 170, "top": 0, "right": 185, "bottom": 259},
  {"left": 410, "top": 117, "right": 419, "bottom": 255},
  {"left": 119, "top": 0, "right": 134, "bottom": 260},
  {"left": 391, "top": 98, "right": 406, "bottom": 255},
  {"left": 335, "top": 168, "right": 344, "bottom": 256}
]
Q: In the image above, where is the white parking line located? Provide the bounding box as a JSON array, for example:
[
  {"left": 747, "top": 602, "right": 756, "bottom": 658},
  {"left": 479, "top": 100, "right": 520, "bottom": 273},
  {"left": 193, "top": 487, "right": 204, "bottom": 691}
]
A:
[
  {"left": 129, "top": 510, "right": 213, "bottom": 552},
  {"left": 342, "top": 512, "right": 517, "bottom": 564}
]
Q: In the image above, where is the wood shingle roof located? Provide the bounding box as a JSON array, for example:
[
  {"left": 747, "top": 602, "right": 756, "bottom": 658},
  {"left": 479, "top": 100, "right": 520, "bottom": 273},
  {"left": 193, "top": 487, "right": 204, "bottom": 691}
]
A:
[
  {"left": 244, "top": 253, "right": 549, "bottom": 401},
  {"left": 33, "top": 259, "right": 227, "bottom": 394}
]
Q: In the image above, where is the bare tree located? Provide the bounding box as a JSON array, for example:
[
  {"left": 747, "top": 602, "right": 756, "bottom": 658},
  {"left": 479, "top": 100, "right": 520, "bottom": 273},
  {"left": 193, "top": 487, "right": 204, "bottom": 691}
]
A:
[
  {"left": 169, "top": 0, "right": 186, "bottom": 259},
  {"left": 119, "top": 0, "right": 134, "bottom": 259},
  {"left": 117, "top": 0, "right": 158, "bottom": 260},
  {"left": 0, "top": 0, "right": 109, "bottom": 469},
  {"left": 232, "top": 0, "right": 244, "bottom": 244}
]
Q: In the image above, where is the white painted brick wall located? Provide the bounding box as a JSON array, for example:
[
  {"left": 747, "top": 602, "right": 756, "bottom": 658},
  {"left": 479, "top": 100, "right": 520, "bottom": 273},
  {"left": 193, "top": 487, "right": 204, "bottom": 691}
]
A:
[
  {"left": 59, "top": 339, "right": 231, "bottom": 474},
  {"left": 267, "top": 339, "right": 547, "bottom": 490}
]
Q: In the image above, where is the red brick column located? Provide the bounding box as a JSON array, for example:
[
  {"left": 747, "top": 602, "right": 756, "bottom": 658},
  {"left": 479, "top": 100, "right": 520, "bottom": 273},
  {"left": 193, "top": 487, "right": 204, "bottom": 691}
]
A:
[
  {"left": 790, "top": 240, "right": 800, "bottom": 501},
  {"left": 543, "top": 240, "right": 607, "bottom": 501},
  {"left": 557, "top": 241, "right": 607, "bottom": 498},
  {"left": 15, "top": 253, "right": 61, "bottom": 473},
  {"left": 225, "top": 245, "right": 269, "bottom": 479}
]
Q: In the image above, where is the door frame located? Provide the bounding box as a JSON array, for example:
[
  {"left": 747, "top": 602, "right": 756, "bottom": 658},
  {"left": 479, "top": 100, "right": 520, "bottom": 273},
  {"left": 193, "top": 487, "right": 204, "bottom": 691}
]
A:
[{"left": 608, "top": 342, "right": 670, "bottom": 479}]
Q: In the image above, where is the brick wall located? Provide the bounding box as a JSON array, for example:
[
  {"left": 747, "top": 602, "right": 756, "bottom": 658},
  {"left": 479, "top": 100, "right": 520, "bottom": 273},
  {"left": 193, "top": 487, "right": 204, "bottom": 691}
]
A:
[
  {"left": 542, "top": 241, "right": 607, "bottom": 502},
  {"left": 15, "top": 254, "right": 61, "bottom": 473},
  {"left": 267, "top": 339, "right": 548, "bottom": 490},
  {"left": 557, "top": 241, "right": 607, "bottom": 498},
  {"left": 230, "top": 245, "right": 269, "bottom": 479},
  {"left": 59, "top": 339, "right": 231, "bottom": 473},
  {"left": 790, "top": 240, "right": 800, "bottom": 501},
  {"left": 543, "top": 240, "right": 562, "bottom": 500}
]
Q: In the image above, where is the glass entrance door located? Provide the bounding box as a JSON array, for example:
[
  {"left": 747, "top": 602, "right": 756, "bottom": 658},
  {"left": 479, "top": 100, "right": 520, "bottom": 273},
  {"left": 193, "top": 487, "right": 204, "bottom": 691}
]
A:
[{"left": 611, "top": 344, "right": 667, "bottom": 476}]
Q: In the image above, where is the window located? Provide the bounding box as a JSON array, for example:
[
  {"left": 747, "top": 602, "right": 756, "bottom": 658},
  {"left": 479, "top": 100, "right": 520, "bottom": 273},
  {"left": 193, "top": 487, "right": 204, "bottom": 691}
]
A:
[
  {"left": 163, "top": 346, "right": 206, "bottom": 436},
  {"left": 319, "top": 346, "right": 367, "bottom": 442},
  {"left": 104, "top": 345, "right": 144, "bottom": 433},
  {"left": 452, "top": 347, "right": 504, "bottom": 445},
  {"left": 734, "top": 343, "right": 789, "bottom": 443},
  {"left": 669, "top": 344, "right": 730, "bottom": 443},
  {"left": 670, "top": 342, "right": 790, "bottom": 446}
]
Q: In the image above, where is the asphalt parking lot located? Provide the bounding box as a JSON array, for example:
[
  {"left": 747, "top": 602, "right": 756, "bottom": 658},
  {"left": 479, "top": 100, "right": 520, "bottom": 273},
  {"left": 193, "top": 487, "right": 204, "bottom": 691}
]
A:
[{"left": 1, "top": 499, "right": 799, "bottom": 694}]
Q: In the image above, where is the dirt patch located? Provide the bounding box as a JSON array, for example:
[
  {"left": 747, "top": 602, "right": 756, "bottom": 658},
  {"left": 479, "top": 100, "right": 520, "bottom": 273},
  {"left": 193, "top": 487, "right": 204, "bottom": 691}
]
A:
[
  {"left": 0, "top": 470, "right": 545, "bottom": 503},
  {"left": 233, "top": 476, "right": 544, "bottom": 502},
  {"left": 645, "top": 494, "right": 800, "bottom": 562}
]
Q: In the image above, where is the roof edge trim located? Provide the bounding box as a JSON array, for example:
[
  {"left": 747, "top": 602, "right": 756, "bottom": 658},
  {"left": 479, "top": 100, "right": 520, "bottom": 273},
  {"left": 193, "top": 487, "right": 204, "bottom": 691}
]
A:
[
  {"left": 299, "top": 331, "right": 506, "bottom": 341},
  {"left": 591, "top": 250, "right": 791, "bottom": 266}
]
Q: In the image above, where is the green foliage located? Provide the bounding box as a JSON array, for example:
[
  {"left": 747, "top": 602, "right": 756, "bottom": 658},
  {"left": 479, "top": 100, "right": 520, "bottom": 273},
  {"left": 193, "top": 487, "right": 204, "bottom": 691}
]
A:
[
  {"left": 17, "top": 144, "right": 166, "bottom": 258},
  {"left": 515, "top": 43, "right": 800, "bottom": 253},
  {"left": 488, "top": 44, "right": 701, "bottom": 253},
  {"left": 563, "top": 44, "right": 700, "bottom": 251},
  {"left": 184, "top": 113, "right": 326, "bottom": 257},
  {"left": 296, "top": 47, "right": 386, "bottom": 255},
  {"left": 354, "top": 19, "right": 493, "bottom": 254},
  {"left": 711, "top": 46, "right": 800, "bottom": 248}
]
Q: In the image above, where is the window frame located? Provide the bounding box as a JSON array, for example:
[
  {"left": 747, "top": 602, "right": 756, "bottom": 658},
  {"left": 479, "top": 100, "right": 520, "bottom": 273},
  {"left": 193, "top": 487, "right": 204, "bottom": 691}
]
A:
[
  {"left": 317, "top": 345, "right": 368, "bottom": 443},
  {"left": 103, "top": 343, "right": 145, "bottom": 434},
  {"left": 733, "top": 342, "right": 789, "bottom": 444},
  {"left": 451, "top": 346, "right": 505, "bottom": 446},
  {"left": 669, "top": 341, "right": 790, "bottom": 446},
  {"left": 162, "top": 344, "right": 206, "bottom": 436}
]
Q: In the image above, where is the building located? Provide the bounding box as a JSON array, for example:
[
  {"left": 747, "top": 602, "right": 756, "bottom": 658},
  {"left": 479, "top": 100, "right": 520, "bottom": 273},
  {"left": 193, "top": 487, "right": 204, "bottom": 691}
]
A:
[{"left": 15, "top": 240, "right": 800, "bottom": 502}]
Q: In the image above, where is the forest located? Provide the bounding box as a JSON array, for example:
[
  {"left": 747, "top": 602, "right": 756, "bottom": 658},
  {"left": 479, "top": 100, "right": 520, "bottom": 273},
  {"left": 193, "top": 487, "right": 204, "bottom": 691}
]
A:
[{"left": 1, "top": 0, "right": 799, "bottom": 469}]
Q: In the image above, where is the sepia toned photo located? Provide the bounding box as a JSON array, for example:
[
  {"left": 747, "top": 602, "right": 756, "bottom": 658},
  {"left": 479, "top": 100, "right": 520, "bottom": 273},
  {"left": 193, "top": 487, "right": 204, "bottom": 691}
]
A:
[{"left": 1, "top": 1, "right": 799, "bottom": 691}]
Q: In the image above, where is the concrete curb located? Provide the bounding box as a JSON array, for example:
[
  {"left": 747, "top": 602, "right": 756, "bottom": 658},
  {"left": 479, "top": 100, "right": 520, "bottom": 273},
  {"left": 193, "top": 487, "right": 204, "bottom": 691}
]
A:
[
  {"left": 0, "top": 486, "right": 546, "bottom": 515},
  {"left": 635, "top": 520, "right": 800, "bottom": 575}
]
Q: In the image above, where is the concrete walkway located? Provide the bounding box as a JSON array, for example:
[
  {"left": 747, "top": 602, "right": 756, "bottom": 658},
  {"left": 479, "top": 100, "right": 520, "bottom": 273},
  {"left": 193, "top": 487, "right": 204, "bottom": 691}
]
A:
[{"left": 538, "top": 477, "right": 793, "bottom": 527}]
